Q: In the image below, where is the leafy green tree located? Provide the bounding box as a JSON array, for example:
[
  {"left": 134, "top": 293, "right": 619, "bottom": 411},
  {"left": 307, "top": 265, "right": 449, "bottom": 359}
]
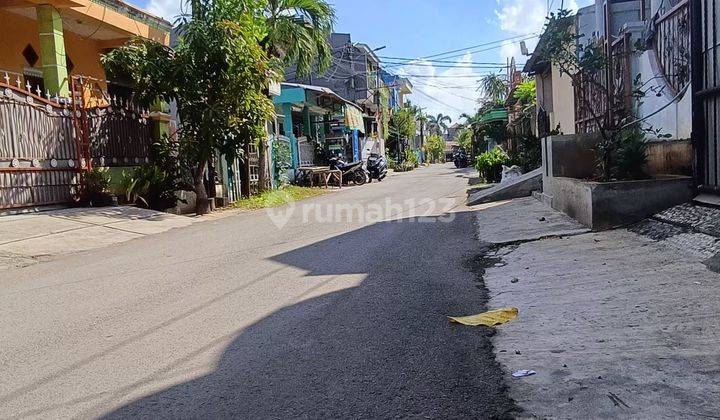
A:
[
  {"left": 271, "top": 137, "right": 292, "bottom": 186},
  {"left": 392, "top": 107, "right": 418, "bottom": 141},
  {"left": 538, "top": 10, "right": 615, "bottom": 178},
  {"left": 513, "top": 79, "right": 537, "bottom": 105},
  {"left": 256, "top": 0, "right": 335, "bottom": 191},
  {"left": 387, "top": 106, "right": 418, "bottom": 160},
  {"left": 103, "top": 0, "right": 275, "bottom": 214},
  {"left": 457, "top": 128, "right": 473, "bottom": 152},
  {"left": 425, "top": 134, "right": 446, "bottom": 163}
]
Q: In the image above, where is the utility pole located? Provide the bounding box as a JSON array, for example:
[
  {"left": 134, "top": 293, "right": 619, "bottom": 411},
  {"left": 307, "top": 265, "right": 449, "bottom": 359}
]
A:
[{"left": 419, "top": 119, "right": 425, "bottom": 163}]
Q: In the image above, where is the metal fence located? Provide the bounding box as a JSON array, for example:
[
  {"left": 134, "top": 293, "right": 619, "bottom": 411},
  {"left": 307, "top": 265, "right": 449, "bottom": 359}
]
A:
[
  {"left": 298, "top": 138, "right": 315, "bottom": 167},
  {"left": 0, "top": 74, "right": 153, "bottom": 209}
]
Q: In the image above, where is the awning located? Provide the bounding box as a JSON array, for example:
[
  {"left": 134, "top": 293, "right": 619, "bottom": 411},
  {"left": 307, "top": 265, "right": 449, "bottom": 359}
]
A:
[
  {"left": 480, "top": 109, "right": 509, "bottom": 123},
  {"left": 280, "top": 83, "right": 362, "bottom": 111},
  {"left": 344, "top": 106, "right": 365, "bottom": 133}
]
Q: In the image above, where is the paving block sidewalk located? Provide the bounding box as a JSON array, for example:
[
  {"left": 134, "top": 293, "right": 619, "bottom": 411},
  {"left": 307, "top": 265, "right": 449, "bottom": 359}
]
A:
[
  {"left": 0, "top": 207, "right": 196, "bottom": 270},
  {"left": 473, "top": 198, "right": 720, "bottom": 418}
]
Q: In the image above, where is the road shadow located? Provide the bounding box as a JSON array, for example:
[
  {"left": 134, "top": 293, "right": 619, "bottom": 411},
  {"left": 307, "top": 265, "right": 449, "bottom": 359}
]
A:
[{"left": 103, "top": 211, "right": 515, "bottom": 418}]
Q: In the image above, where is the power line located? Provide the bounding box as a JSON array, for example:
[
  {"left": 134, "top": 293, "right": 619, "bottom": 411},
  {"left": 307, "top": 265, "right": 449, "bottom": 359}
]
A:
[
  {"left": 418, "top": 32, "right": 538, "bottom": 60},
  {"left": 382, "top": 62, "right": 515, "bottom": 69},
  {"left": 379, "top": 57, "right": 511, "bottom": 65},
  {"left": 391, "top": 73, "right": 498, "bottom": 78},
  {"left": 412, "top": 88, "right": 467, "bottom": 113},
  {"left": 285, "top": 34, "right": 536, "bottom": 81},
  {"left": 432, "top": 35, "right": 540, "bottom": 61}
]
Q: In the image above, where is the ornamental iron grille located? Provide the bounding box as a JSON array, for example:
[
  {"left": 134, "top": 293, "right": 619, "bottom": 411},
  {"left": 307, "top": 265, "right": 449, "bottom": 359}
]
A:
[
  {"left": 654, "top": 0, "right": 691, "bottom": 95},
  {"left": 0, "top": 73, "right": 153, "bottom": 209}
]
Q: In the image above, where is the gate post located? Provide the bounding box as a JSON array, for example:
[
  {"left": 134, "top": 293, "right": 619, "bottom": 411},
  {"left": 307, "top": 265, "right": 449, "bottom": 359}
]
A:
[
  {"left": 149, "top": 99, "right": 172, "bottom": 145},
  {"left": 36, "top": 5, "right": 69, "bottom": 98},
  {"left": 690, "top": 0, "right": 705, "bottom": 188}
]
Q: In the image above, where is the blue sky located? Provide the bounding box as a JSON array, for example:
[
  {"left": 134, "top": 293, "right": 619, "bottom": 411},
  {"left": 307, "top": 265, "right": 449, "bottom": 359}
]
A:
[{"left": 128, "top": 0, "right": 593, "bottom": 119}]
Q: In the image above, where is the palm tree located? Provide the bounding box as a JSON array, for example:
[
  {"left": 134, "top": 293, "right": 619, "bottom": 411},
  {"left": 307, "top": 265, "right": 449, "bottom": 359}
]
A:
[
  {"left": 478, "top": 73, "right": 508, "bottom": 104},
  {"left": 256, "top": 0, "right": 335, "bottom": 191},
  {"left": 427, "top": 113, "right": 452, "bottom": 137},
  {"left": 261, "top": 0, "right": 336, "bottom": 77}
]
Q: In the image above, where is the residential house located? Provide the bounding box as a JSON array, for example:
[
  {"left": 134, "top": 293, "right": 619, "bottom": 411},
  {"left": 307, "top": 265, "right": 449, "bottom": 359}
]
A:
[
  {"left": 523, "top": 15, "right": 577, "bottom": 138},
  {"left": 443, "top": 123, "right": 463, "bottom": 161},
  {"left": 445, "top": 123, "right": 461, "bottom": 142},
  {"left": 531, "top": 0, "right": 699, "bottom": 228},
  {"left": 270, "top": 82, "right": 364, "bottom": 178},
  {"left": 527, "top": 1, "right": 691, "bottom": 158},
  {"left": 285, "top": 33, "right": 390, "bottom": 160},
  {"left": 381, "top": 70, "right": 418, "bottom": 161},
  {"left": 381, "top": 70, "right": 413, "bottom": 110},
  {"left": 0, "top": 0, "right": 172, "bottom": 210},
  {"left": 1, "top": 0, "right": 169, "bottom": 98}
]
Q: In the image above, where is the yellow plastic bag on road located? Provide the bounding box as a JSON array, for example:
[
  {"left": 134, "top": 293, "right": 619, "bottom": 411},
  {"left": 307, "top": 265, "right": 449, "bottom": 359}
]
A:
[{"left": 448, "top": 307, "right": 519, "bottom": 326}]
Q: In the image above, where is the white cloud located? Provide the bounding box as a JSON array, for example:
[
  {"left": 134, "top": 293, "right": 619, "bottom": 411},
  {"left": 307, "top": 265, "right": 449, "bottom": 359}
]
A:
[
  {"left": 499, "top": 40, "right": 520, "bottom": 64},
  {"left": 495, "top": 0, "right": 581, "bottom": 62},
  {"left": 145, "top": 0, "right": 184, "bottom": 22},
  {"left": 496, "top": 0, "right": 547, "bottom": 34},
  {"left": 394, "top": 53, "right": 491, "bottom": 121}
]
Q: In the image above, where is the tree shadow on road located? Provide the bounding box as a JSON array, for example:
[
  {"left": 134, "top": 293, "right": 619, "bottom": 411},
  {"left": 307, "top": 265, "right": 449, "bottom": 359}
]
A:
[{"left": 102, "top": 211, "right": 516, "bottom": 419}]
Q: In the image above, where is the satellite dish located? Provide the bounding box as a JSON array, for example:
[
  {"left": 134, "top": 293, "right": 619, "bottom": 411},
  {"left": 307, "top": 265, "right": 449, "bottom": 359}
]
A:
[{"left": 520, "top": 41, "right": 529, "bottom": 56}]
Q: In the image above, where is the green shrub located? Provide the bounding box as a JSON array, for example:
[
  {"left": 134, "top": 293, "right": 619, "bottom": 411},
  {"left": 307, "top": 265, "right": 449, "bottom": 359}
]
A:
[
  {"left": 614, "top": 125, "right": 648, "bottom": 180},
  {"left": 121, "top": 164, "right": 181, "bottom": 210},
  {"left": 405, "top": 148, "right": 419, "bottom": 168},
  {"left": 386, "top": 152, "right": 398, "bottom": 170},
  {"left": 272, "top": 137, "right": 292, "bottom": 187},
  {"left": 81, "top": 168, "right": 113, "bottom": 206},
  {"left": 475, "top": 147, "right": 510, "bottom": 182},
  {"left": 508, "top": 133, "right": 542, "bottom": 173}
]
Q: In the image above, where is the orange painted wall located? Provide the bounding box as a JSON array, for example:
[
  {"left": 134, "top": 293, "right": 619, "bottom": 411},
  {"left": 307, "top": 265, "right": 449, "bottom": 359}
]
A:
[
  {"left": 0, "top": 9, "right": 44, "bottom": 83},
  {"left": 0, "top": 9, "right": 108, "bottom": 91}
]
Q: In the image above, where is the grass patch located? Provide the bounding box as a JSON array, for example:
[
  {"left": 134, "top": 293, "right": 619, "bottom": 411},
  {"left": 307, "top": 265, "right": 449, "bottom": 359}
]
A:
[{"left": 233, "top": 186, "right": 328, "bottom": 210}]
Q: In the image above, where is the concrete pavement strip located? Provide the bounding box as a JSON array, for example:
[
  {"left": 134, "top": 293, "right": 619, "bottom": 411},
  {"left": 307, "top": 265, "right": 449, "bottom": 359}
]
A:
[
  {"left": 475, "top": 198, "right": 720, "bottom": 418},
  {"left": 0, "top": 206, "right": 197, "bottom": 270}
]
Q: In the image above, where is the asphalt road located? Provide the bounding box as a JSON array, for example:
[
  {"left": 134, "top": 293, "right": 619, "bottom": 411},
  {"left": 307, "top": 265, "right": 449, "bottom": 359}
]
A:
[{"left": 0, "top": 164, "right": 514, "bottom": 419}]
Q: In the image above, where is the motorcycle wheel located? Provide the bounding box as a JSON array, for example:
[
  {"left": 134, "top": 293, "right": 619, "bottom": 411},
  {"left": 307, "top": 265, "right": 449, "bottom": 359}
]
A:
[{"left": 354, "top": 171, "right": 367, "bottom": 185}]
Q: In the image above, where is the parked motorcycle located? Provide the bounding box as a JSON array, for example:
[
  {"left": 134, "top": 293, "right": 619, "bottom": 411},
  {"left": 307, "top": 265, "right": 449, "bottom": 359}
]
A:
[
  {"left": 453, "top": 150, "right": 469, "bottom": 168},
  {"left": 366, "top": 153, "right": 388, "bottom": 182},
  {"left": 329, "top": 157, "right": 367, "bottom": 185}
]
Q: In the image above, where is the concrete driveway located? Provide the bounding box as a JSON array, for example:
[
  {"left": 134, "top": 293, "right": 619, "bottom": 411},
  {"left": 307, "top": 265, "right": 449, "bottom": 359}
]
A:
[{"left": 0, "top": 207, "right": 196, "bottom": 270}]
